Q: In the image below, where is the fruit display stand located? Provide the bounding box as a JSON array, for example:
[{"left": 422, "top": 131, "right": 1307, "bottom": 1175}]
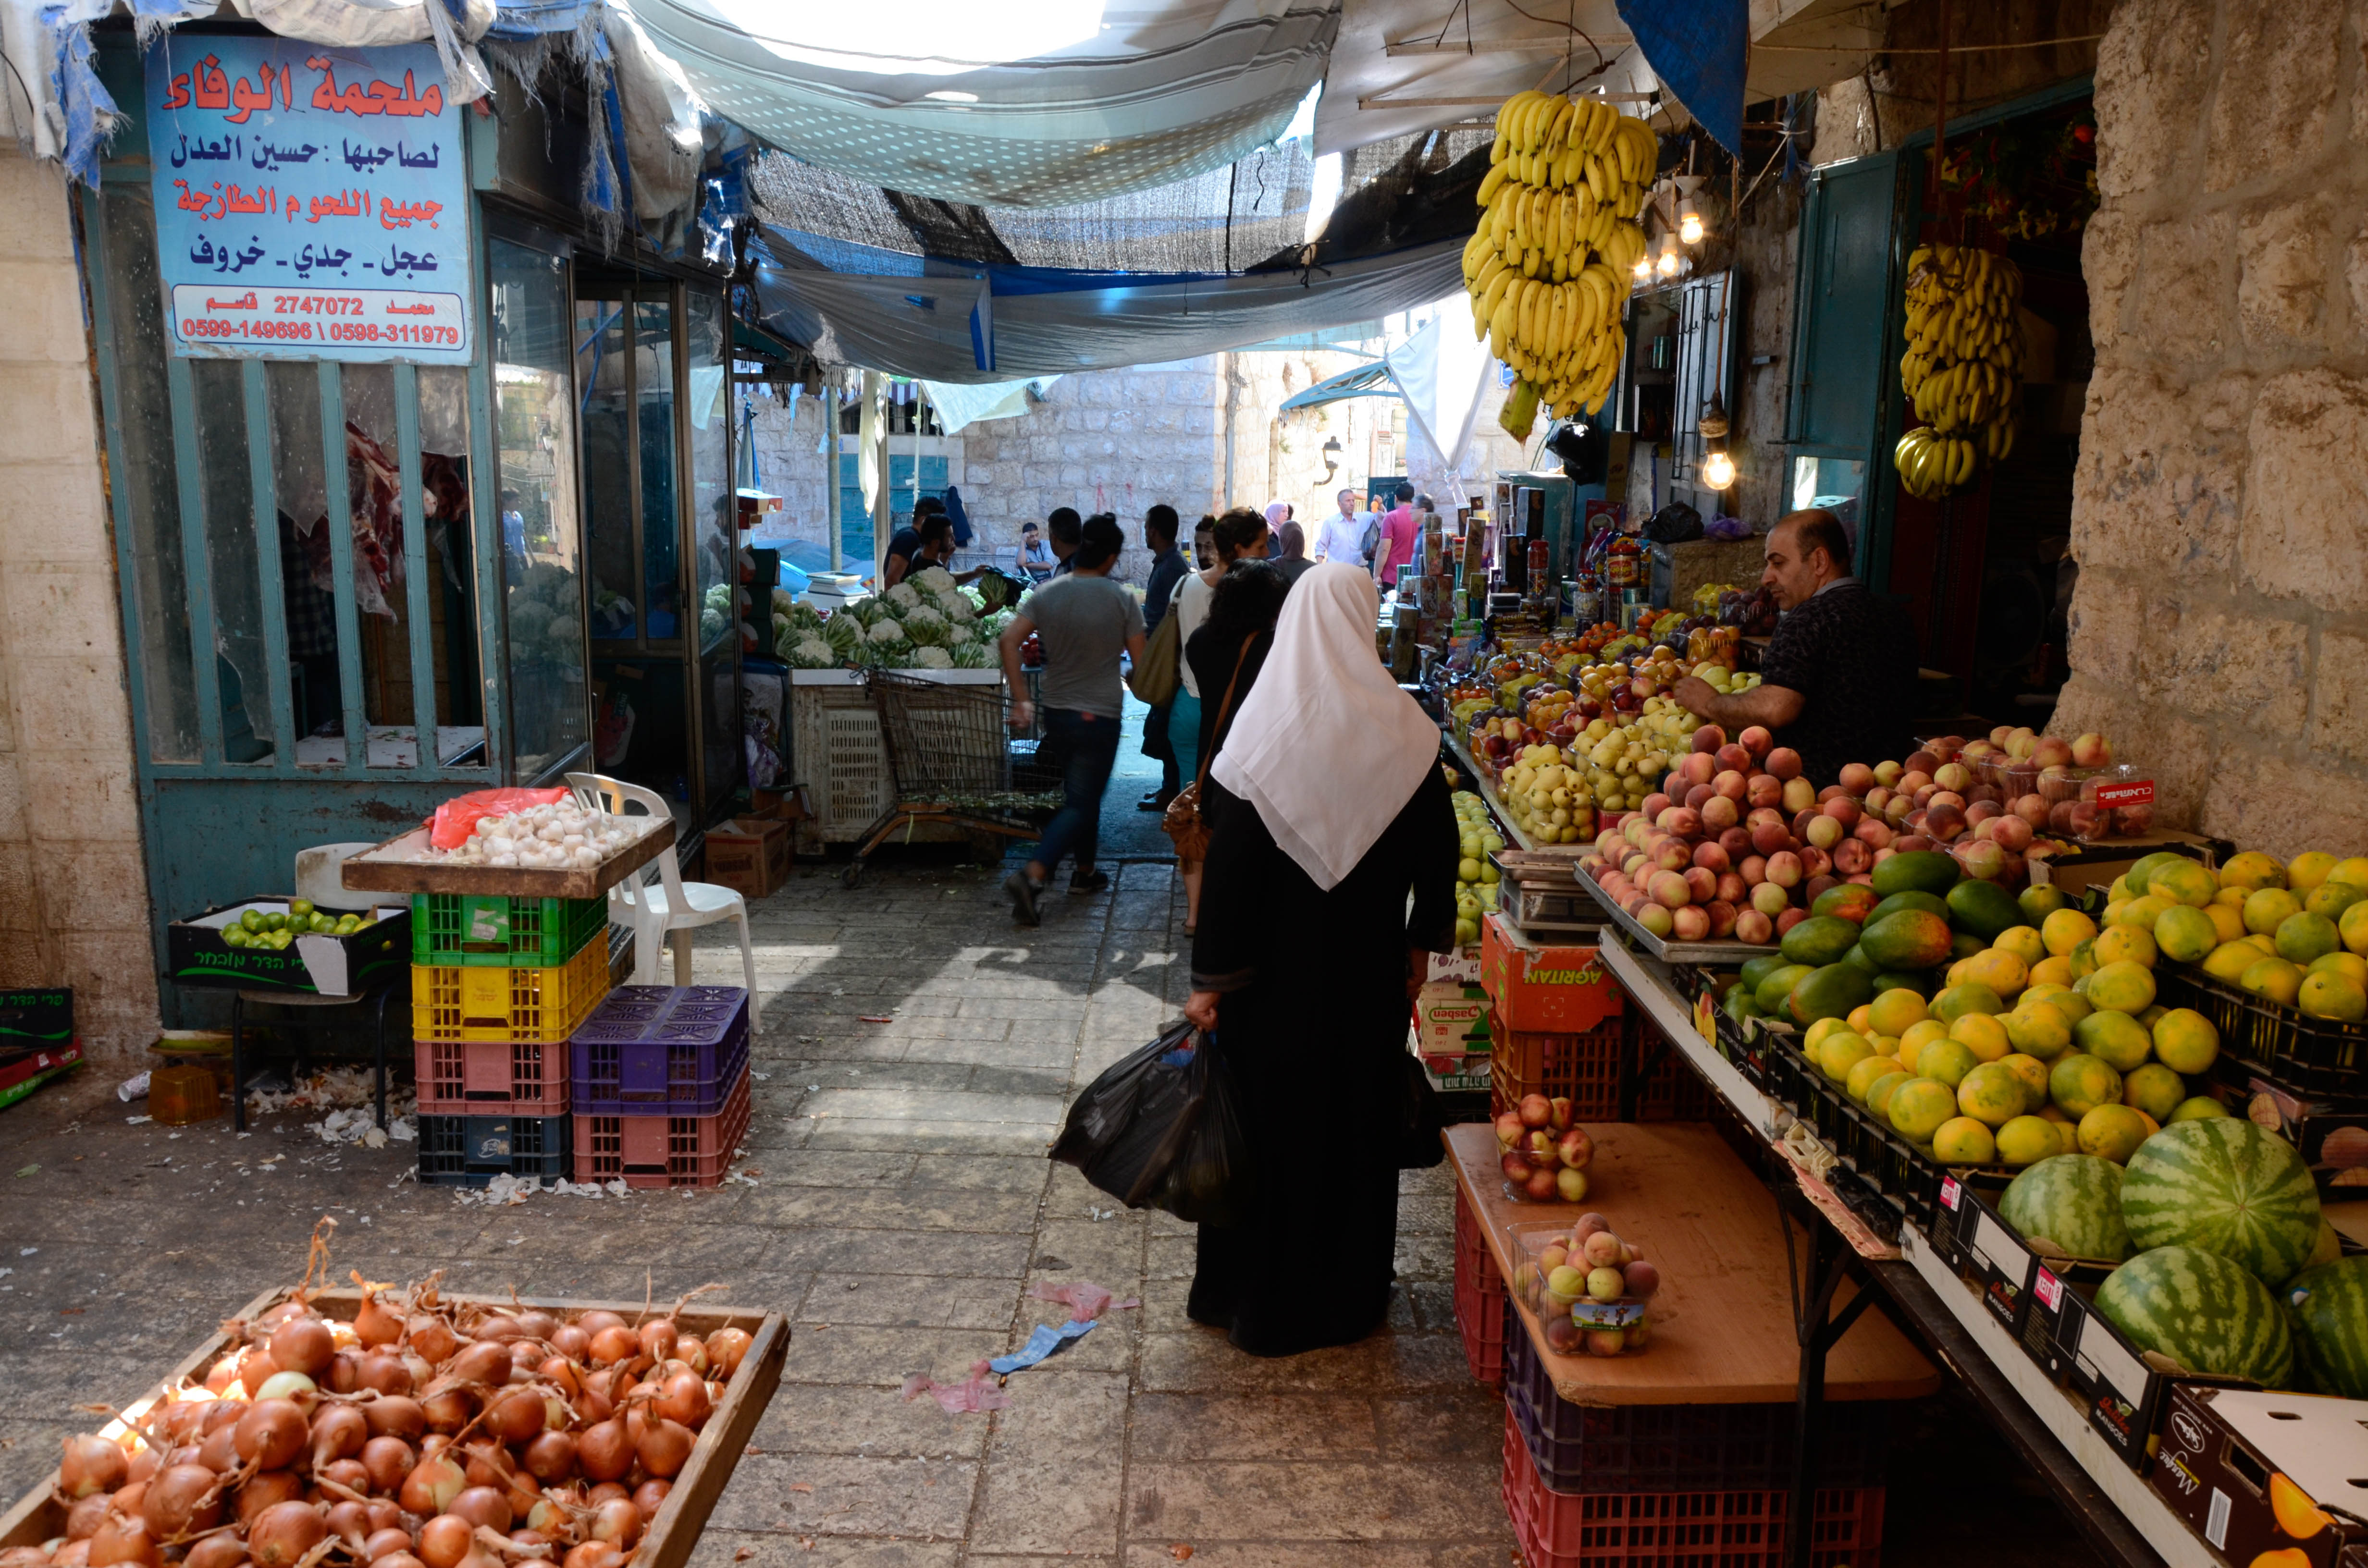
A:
[
  {"left": 1592, "top": 934, "right": 2226, "bottom": 1568},
  {"left": 342, "top": 817, "right": 677, "bottom": 901},
  {"left": 1447, "top": 731, "right": 1541, "bottom": 853},
  {"left": 0, "top": 1284, "right": 787, "bottom": 1568},
  {"left": 1579, "top": 870, "right": 1781, "bottom": 965}
]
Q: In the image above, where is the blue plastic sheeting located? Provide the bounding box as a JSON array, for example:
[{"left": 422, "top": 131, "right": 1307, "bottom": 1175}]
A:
[
  {"left": 751, "top": 233, "right": 1463, "bottom": 382},
  {"left": 1615, "top": 0, "right": 1747, "bottom": 156},
  {"left": 1277, "top": 358, "right": 1395, "bottom": 410}
]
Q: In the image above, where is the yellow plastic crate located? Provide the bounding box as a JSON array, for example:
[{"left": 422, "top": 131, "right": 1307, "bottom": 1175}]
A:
[{"left": 411, "top": 937, "right": 610, "bottom": 1044}]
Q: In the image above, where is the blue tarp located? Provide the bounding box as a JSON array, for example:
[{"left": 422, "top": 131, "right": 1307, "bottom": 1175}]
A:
[{"left": 1614, "top": 0, "right": 1747, "bottom": 157}]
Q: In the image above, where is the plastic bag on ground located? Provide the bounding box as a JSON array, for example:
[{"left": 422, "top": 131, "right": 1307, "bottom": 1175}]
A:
[
  {"left": 427, "top": 787, "right": 570, "bottom": 850},
  {"left": 1028, "top": 1280, "right": 1141, "bottom": 1323},
  {"left": 1050, "top": 1023, "right": 1254, "bottom": 1227},
  {"left": 902, "top": 1361, "right": 1008, "bottom": 1413}
]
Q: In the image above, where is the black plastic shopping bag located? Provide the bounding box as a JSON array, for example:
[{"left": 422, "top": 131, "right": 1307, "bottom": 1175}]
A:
[{"left": 1050, "top": 1022, "right": 1253, "bottom": 1226}]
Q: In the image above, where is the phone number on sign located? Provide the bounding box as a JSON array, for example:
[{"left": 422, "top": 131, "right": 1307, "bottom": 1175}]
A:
[{"left": 178, "top": 316, "right": 460, "bottom": 345}]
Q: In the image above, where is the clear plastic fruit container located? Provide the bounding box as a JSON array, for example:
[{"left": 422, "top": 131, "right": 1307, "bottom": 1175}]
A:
[{"left": 2072, "top": 765, "right": 2158, "bottom": 841}]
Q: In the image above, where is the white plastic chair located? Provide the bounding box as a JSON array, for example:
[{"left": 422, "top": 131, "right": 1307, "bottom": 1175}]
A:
[
  {"left": 565, "top": 773, "right": 756, "bottom": 992},
  {"left": 296, "top": 843, "right": 381, "bottom": 911}
]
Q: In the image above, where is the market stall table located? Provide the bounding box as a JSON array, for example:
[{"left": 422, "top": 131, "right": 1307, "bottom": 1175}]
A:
[
  {"left": 1594, "top": 934, "right": 2224, "bottom": 1568},
  {"left": 1447, "top": 1121, "right": 1938, "bottom": 1406},
  {"left": 1444, "top": 730, "right": 1538, "bottom": 853}
]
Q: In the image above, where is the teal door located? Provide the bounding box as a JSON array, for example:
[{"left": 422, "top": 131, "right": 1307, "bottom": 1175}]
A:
[
  {"left": 838, "top": 453, "right": 949, "bottom": 568},
  {"left": 1785, "top": 153, "right": 1904, "bottom": 583}
]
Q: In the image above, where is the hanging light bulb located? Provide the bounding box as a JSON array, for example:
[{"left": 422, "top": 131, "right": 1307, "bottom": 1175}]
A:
[
  {"left": 1631, "top": 249, "right": 1653, "bottom": 283},
  {"left": 1701, "top": 448, "right": 1736, "bottom": 490},
  {"left": 1678, "top": 196, "right": 1705, "bottom": 246},
  {"left": 1654, "top": 232, "right": 1681, "bottom": 278}
]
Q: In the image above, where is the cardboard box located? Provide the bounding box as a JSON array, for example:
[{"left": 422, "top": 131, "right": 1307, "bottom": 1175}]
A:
[
  {"left": 2038, "top": 1274, "right": 2256, "bottom": 1471},
  {"left": 2151, "top": 1384, "right": 2368, "bottom": 1568},
  {"left": 2231, "top": 1074, "right": 2368, "bottom": 1194},
  {"left": 167, "top": 899, "right": 411, "bottom": 994},
  {"left": 0, "top": 1038, "right": 81, "bottom": 1109},
  {"left": 1427, "top": 947, "right": 1483, "bottom": 985},
  {"left": 1929, "top": 1177, "right": 2039, "bottom": 1338},
  {"left": 1416, "top": 981, "right": 1491, "bottom": 1055},
  {"left": 704, "top": 818, "right": 791, "bottom": 899},
  {"left": 1480, "top": 912, "right": 1621, "bottom": 1032},
  {"left": 0, "top": 989, "right": 71, "bottom": 1049},
  {"left": 2032, "top": 833, "right": 2222, "bottom": 896}
]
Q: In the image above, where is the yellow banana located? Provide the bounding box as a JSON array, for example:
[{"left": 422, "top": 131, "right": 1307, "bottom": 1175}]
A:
[
  {"left": 1545, "top": 99, "right": 1574, "bottom": 153},
  {"left": 1477, "top": 163, "right": 1512, "bottom": 207}
]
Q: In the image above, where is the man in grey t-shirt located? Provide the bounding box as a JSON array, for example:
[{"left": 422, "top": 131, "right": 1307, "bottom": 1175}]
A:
[{"left": 999, "top": 514, "right": 1146, "bottom": 924}]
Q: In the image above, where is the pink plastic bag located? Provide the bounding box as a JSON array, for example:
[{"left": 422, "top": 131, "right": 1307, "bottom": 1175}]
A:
[
  {"left": 901, "top": 1361, "right": 1009, "bottom": 1414},
  {"left": 1028, "top": 1281, "right": 1140, "bottom": 1323},
  {"left": 426, "top": 787, "right": 569, "bottom": 851}
]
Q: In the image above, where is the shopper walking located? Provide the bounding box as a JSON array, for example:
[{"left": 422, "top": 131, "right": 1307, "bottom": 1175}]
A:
[
  {"left": 1271, "top": 520, "right": 1314, "bottom": 587},
  {"left": 1372, "top": 482, "right": 1418, "bottom": 590},
  {"left": 999, "top": 515, "right": 1146, "bottom": 924},
  {"left": 1167, "top": 507, "right": 1271, "bottom": 930},
  {"left": 1181, "top": 563, "right": 1459, "bottom": 1356},
  {"left": 1138, "top": 505, "right": 1189, "bottom": 811},
  {"left": 1313, "top": 487, "right": 1366, "bottom": 566}
]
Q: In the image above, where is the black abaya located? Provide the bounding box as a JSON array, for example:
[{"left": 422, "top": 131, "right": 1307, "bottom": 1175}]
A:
[{"left": 1184, "top": 763, "right": 1459, "bottom": 1357}]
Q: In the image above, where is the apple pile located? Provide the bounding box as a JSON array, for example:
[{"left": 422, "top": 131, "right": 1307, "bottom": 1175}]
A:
[
  {"left": 1578, "top": 723, "right": 1873, "bottom": 944},
  {"left": 1493, "top": 1093, "right": 1597, "bottom": 1203},
  {"left": 1515, "top": 1213, "right": 1660, "bottom": 1357}
]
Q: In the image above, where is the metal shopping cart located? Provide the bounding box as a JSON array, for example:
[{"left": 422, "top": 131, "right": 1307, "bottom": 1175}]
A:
[{"left": 841, "top": 671, "right": 1065, "bottom": 887}]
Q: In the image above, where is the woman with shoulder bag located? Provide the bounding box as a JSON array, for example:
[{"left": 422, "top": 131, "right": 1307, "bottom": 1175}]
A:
[{"left": 1179, "top": 563, "right": 1460, "bottom": 1358}]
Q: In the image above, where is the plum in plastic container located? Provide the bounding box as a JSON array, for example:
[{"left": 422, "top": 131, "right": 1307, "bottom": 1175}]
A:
[
  {"left": 2072, "top": 764, "right": 2157, "bottom": 841},
  {"left": 1489, "top": 1106, "right": 1599, "bottom": 1204}
]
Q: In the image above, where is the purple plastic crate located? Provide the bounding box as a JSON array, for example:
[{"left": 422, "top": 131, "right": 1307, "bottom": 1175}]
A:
[{"left": 568, "top": 985, "right": 751, "bottom": 1116}]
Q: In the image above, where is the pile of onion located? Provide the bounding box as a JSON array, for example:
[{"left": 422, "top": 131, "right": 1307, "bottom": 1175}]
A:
[{"left": 5, "top": 1281, "right": 752, "bottom": 1568}]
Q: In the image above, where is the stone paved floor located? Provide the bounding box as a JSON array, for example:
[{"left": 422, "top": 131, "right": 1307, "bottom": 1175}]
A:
[{"left": 0, "top": 706, "right": 2107, "bottom": 1566}]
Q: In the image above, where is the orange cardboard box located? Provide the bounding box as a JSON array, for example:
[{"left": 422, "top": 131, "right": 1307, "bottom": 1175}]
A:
[
  {"left": 1480, "top": 911, "right": 1621, "bottom": 1033},
  {"left": 703, "top": 817, "right": 791, "bottom": 899}
]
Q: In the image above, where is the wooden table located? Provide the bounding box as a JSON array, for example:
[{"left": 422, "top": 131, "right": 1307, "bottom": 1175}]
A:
[{"left": 1447, "top": 1122, "right": 1938, "bottom": 1408}]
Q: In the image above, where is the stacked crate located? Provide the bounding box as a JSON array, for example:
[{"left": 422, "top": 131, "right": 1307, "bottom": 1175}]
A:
[
  {"left": 412, "top": 894, "right": 613, "bottom": 1186},
  {"left": 569, "top": 985, "right": 752, "bottom": 1188}
]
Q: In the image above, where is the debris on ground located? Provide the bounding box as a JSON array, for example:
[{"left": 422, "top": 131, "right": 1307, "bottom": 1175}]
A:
[
  {"left": 1028, "top": 1280, "right": 1140, "bottom": 1322},
  {"left": 901, "top": 1361, "right": 1009, "bottom": 1413},
  {"left": 117, "top": 1072, "right": 150, "bottom": 1102},
  {"left": 309, "top": 1108, "right": 418, "bottom": 1148},
  {"left": 451, "top": 1173, "right": 631, "bottom": 1206},
  {"left": 247, "top": 1066, "right": 418, "bottom": 1122}
]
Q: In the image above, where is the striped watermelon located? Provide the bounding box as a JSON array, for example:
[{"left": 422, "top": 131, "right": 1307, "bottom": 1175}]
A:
[
  {"left": 2286, "top": 1257, "right": 2368, "bottom": 1398},
  {"left": 2120, "top": 1118, "right": 2321, "bottom": 1286},
  {"left": 1999, "top": 1154, "right": 2131, "bottom": 1262},
  {"left": 2096, "top": 1245, "right": 2294, "bottom": 1386}
]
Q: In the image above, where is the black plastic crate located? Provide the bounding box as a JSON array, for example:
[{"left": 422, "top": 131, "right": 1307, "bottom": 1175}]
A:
[
  {"left": 2160, "top": 965, "right": 2368, "bottom": 1098},
  {"left": 1503, "top": 1294, "right": 1889, "bottom": 1492},
  {"left": 417, "top": 1113, "right": 572, "bottom": 1187}
]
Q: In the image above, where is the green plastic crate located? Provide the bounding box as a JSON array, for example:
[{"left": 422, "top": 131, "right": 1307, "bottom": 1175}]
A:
[{"left": 409, "top": 894, "right": 608, "bottom": 968}]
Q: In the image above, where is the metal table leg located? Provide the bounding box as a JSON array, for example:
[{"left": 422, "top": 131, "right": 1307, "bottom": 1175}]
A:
[
  {"left": 231, "top": 992, "right": 247, "bottom": 1134},
  {"left": 1783, "top": 1194, "right": 1877, "bottom": 1568}
]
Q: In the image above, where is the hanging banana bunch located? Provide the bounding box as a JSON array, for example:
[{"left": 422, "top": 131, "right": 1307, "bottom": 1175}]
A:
[
  {"left": 1894, "top": 244, "right": 2024, "bottom": 501},
  {"left": 1461, "top": 89, "right": 1658, "bottom": 439}
]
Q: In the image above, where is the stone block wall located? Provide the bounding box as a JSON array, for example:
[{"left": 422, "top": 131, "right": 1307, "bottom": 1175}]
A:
[
  {"left": 2052, "top": 0, "right": 2368, "bottom": 856},
  {"left": 0, "top": 148, "right": 160, "bottom": 1063},
  {"left": 743, "top": 351, "right": 1385, "bottom": 583}
]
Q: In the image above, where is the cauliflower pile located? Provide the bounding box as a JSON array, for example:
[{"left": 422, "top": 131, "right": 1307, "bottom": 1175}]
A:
[{"left": 776, "top": 572, "right": 1002, "bottom": 671}]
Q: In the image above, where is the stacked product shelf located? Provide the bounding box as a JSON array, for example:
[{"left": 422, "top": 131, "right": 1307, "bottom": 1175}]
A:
[
  {"left": 569, "top": 985, "right": 753, "bottom": 1188},
  {"left": 412, "top": 893, "right": 613, "bottom": 1186}
]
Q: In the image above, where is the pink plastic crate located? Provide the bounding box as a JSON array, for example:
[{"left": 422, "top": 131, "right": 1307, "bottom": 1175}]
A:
[
  {"left": 570, "top": 1065, "right": 750, "bottom": 1189},
  {"left": 413, "top": 1037, "right": 571, "bottom": 1117},
  {"left": 1454, "top": 1187, "right": 1507, "bottom": 1388}
]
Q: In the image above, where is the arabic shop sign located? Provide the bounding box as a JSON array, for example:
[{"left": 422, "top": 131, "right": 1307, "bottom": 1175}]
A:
[{"left": 145, "top": 39, "right": 471, "bottom": 363}]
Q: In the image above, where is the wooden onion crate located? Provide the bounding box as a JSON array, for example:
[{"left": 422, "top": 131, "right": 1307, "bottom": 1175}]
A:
[
  {"left": 341, "top": 819, "right": 678, "bottom": 901},
  {"left": 0, "top": 1285, "right": 787, "bottom": 1568}
]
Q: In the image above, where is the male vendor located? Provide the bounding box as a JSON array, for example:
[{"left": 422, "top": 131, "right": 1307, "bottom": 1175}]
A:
[{"left": 1670, "top": 509, "right": 1911, "bottom": 787}]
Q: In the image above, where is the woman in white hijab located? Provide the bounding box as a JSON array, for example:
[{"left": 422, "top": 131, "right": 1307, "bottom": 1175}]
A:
[{"left": 1179, "top": 563, "right": 1460, "bottom": 1357}]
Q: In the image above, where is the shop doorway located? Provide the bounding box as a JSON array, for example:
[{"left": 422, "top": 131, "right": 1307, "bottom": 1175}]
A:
[{"left": 576, "top": 275, "right": 740, "bottom": 829}]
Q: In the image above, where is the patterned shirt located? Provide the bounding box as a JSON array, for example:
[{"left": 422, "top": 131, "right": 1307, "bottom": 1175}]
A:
[{"left": 1755, "top": 578, "right": 1913, "bottom": 788}]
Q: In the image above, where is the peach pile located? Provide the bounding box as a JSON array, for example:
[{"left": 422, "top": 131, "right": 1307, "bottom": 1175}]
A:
[{"left": 1493, "top": 1093, "right": 1596, "bottom": 1203}]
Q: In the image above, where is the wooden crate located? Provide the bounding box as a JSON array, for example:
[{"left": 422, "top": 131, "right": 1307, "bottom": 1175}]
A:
[
  {"left": 0, "top": 1285, "right": 787, "bottom": 1568},
  {"left": 343, "top": 819, "right": 677, "bottom": 901}
]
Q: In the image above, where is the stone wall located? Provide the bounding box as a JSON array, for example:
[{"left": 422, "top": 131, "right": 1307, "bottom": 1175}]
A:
[
  {"left": 1811, "top": 0, "right": 2111, "bottom": 166},
  {"left": 0, "top": 148, "right": 160, "bottom": 1063},
  {"left": 2050, "top": 0, "right": 2368, "bottom": 857},
  {"left": 744, "top": 351, "right": 1389, "bottom": 583}
]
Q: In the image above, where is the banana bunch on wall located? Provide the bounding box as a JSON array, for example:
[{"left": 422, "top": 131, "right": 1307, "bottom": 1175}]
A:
[
  {"left": 1462, "top": 90, "right": 1657, "bottom": 438},
  {"left": 1894, "top": 244, "right": 2024, "bottom": 500}
]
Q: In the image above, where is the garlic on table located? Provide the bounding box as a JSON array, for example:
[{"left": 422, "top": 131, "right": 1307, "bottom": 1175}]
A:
[{"left": 436, "top": 801, "right": 645, "bottom": 867}]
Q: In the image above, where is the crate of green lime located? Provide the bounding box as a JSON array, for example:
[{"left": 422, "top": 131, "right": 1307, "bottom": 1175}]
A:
[{"left": 167, "top": 897, "right": 410, "bottom": 993}]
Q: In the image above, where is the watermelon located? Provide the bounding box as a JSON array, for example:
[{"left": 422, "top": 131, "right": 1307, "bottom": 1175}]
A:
[
  {"left": 2285, "top": 1257, "right": 2368, "bottom": 1397},
  {"left": 2096, "top": 1245, "right": 2294, "bottom": 1386},
  {"left": 2120, "top": 1118, "right": 2322, "bottom": 1286},
  {"left": 1999, "top": 1154, "right": 2131, "bottom": 1262}
]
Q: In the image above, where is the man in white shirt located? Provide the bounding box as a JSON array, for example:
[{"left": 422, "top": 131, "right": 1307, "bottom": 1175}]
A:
[{"left": 1312, "top": 488, "right": 1367, "bottom": 567}]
